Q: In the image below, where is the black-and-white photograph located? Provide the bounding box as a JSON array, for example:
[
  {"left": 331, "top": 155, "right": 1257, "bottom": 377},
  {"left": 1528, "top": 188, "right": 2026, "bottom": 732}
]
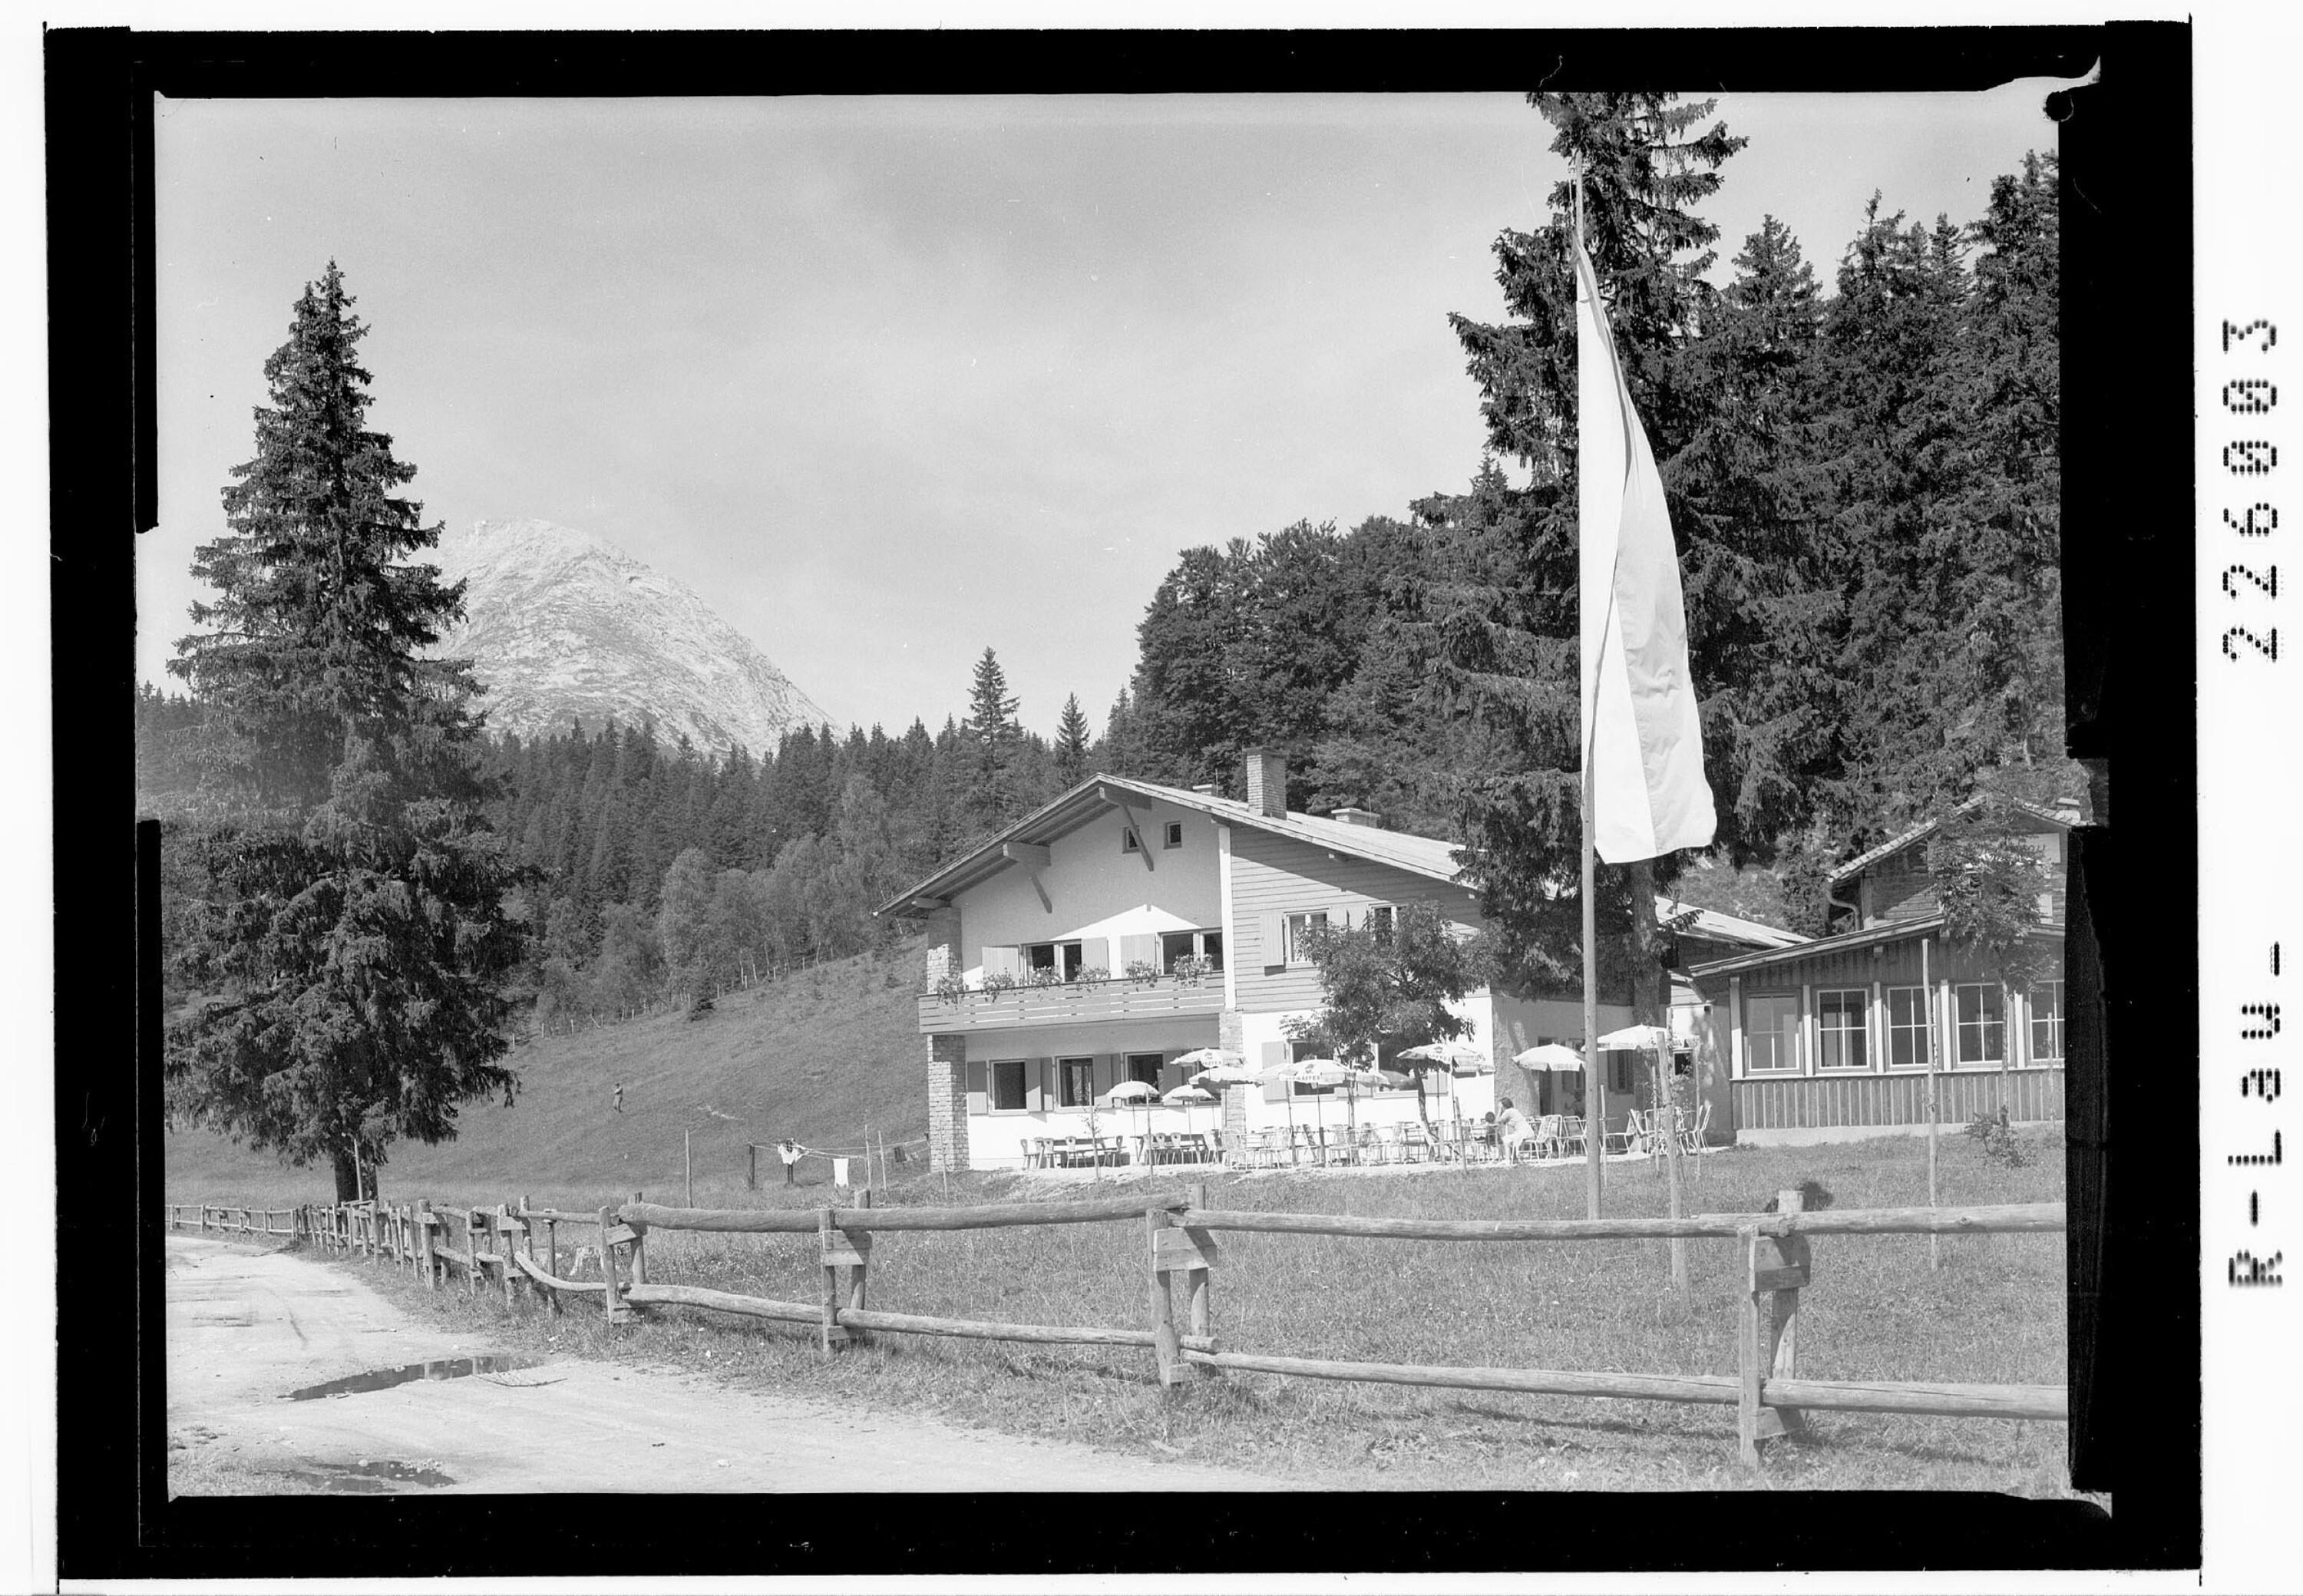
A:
[{"left": 63, "top": 20, "right": 2208, "bottom": 1584}]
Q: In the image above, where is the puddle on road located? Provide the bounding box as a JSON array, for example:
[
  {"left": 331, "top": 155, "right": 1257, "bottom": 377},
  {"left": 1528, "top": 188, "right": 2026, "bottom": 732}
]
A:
[
  {"left": 285, "top": 1355, "right": 544, "bottom": 1401},
  {"left": 279, "top": 1458, "right": 454, "bottom": 1492}
]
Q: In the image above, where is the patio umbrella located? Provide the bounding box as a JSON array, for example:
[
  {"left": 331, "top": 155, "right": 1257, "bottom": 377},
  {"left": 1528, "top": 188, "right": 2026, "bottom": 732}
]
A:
[
  {"left": 1291, "top": 1059, "right": 1348, "bottom": 1161},
  {"left": 1172, "top": 1047, "right": 1246, "bottom": 1073},
  {"left": 1515, "top": 1043, "right": 1587, "bottom": 1070},
  {"left": 1161, "top": 1081, "right": 1215, "bottom": 1142},
  {"left": 1102, "top": 1079, "right": 1158, "bottom": 1175},
  {"left": 1400, "top": 1039, "right": 1489, "bottom": 1072}
]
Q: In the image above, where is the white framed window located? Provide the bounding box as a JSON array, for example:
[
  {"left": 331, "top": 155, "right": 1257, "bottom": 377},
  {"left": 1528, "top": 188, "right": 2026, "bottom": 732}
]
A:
[
  {"left": 1121, "top": 827, "right": 1142, "bottom": 853},
  {"left": 1954, "top": 983, "right": 2004, "bottom": 1066},
  {"left": 1743, "top": 993, "right": 1801, "bottom": 1072},
  {"left": 1023, "top": 940, "right": 1084, "bottom": 978},
  {"left": 1126, "top": 1052, "right": 1164, "bottom": 1088},
  {"left": 1363, "top": 904, "right": 1396, "bottom": 941},
  {"left": 2030, "top": 980, "right": 2065, "bottom": 1062},
  {"left": 1162, "top": 820, "right": 1185, "bottom": 849},
  {"left": 1284, "top": 911, "right": 1329, "bottom": 965},
  {"left": 1158, "top": 929, "right": 1225, "bottom": 973},
  {"left": 990, "top": 1059, "right": 1029, "bottom": 1112},
  {"left": 1816, "top": 988, "right": 1869, "bottom": 1071},
  {"left": 1886, "top": 985, "right": 1931, "bottom": 1069},
  {"left": 1058, "top": 1057, "right": 1095, "bottom": 1108}
]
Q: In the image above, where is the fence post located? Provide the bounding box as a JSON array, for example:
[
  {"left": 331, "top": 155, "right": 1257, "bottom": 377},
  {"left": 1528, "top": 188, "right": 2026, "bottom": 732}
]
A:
[
  {"left": 1736, "top": 1223, "right": 1763, "bottom": 1468},
  {"left": 844, "top": 1188, "right": 871, "bottom": 1347},
  {"left": 1765, "top": 1188, "right": 1809, "bottom": 1439},
  {"left": 1146, "top": 1204, "right": 1183, "bottom": 1388},
  {"left": 540, "top": 1205, "right": 560, "bottom": 1317},
  {"left": 599, "top": 1206, "right": 629, "bottom": 1326},
  {"left": 629, "top": 1194, "right": 648, "bottom": 1288},
  {"left": 1185, "top": 1181, "right": 1214, "bottom": 1363},
  {"left": 464, "top": 1210, "right": 483, "bottom": 1297},
  {"left": 497, "top": 1204, "right": 518, "bottom": 1312},
  {"left": 817, "top": 1208, "right": 852, "bottom": 1355},
  {"left": 417, "top": 1201, "right": 438, "bottom": 1290}
]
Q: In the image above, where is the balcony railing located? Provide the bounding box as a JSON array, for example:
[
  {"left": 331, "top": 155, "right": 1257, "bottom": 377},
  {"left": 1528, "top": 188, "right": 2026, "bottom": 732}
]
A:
[{"left": 916, "top": 976, "right": 1226, "bottom": 1035}]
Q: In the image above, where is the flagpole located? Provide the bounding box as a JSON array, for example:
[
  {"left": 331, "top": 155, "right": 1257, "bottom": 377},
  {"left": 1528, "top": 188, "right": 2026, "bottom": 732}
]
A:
[{"left": 1576, "top": 163, "right": 1604, "bottom": 1221}]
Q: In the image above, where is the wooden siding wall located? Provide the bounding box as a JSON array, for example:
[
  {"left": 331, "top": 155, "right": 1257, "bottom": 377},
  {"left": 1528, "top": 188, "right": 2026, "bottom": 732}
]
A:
[
  {"left": 1694, "top": 937, "right": 2065, "bottom": 998},
  {"left": 1859, "top": 824, "right": 2067, "bottom": 929},
  {"left": 1227, "top": 829, "right": 1484, "bottom": 1013},
  {"left": 1734, "top": 1068, "right": 2064, "bottom": 1131}
]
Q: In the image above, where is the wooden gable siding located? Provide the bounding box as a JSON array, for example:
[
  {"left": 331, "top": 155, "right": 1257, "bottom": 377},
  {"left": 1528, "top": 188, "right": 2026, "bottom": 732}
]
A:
[
  {"left": 1859, "top": 825, "right": 2067, "bottom": 929},
  {"left": 1689, "top": 934, "right": 2065, "bottom": 1006},
  {"left": 1227, "top": 827, "right": 1481, "bottom": 1013}
]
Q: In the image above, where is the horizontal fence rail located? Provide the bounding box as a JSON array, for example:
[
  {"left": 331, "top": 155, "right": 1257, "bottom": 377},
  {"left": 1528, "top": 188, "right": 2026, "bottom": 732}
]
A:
[
  {"left": 1174, "top": 1202, "right": 2066, "bottom": 1242},
  {"left": 190, "top": 1185, "right": 2068, "bottom": 1472}
]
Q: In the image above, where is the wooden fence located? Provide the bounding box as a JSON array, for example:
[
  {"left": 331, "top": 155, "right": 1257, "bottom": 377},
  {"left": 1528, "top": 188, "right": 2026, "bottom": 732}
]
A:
[
  {"left": 164, "top": 1204, "right": 300, "bottom": 1238},
  {"left": 222, "top": 1185, "right": 2066, "bottom": 1470}
]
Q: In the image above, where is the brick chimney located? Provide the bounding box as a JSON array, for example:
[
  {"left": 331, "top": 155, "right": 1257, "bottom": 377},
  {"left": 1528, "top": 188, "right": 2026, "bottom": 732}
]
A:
[
  {"left": 1332, "top": 807, "right": 1383, "bottom": 828},
  {"left": 1243, "top": 748, "right": 1288, "bottom": 819}
]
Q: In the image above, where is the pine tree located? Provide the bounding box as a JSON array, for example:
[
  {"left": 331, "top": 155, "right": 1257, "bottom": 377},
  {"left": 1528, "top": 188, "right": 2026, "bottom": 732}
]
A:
[
  {"left": 164, "top": 263, "right": 524, "bottom": 1201},
  {"left": 1420, "top": 94, "right": 1743, "bottom": 1016},
  {"left": 959, "top": 647, "right": 1024, "bottom": 830},
  {"left": 1054, "top": 692, "right": 1092, "bottom": 785}
]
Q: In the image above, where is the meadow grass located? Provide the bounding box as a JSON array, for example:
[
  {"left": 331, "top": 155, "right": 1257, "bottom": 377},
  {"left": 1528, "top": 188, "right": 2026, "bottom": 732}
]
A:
[
  {"left": 164, "top": 938, "right": 932, "bottom": 1205},
  {"left": 221, "top": 1133, "right": 2087, "bottom": 1494}
]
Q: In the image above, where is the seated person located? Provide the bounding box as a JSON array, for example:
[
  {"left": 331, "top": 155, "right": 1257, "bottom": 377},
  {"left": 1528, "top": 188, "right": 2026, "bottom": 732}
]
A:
[{"left": 1495, "top": 1098, "right": 1538, "bottom": 1161}]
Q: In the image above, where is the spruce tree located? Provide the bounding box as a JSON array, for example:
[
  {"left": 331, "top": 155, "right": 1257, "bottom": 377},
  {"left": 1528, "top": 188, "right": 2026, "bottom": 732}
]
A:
[
  {"left": 164, "top": 263, "right": 524, "bottom": 1201},
  {"left": 959, "top": 647, "right": 1024, "bottom": 829},
  {"left": 1054, "top": 692, "right": 1092, "bottom": 785}
]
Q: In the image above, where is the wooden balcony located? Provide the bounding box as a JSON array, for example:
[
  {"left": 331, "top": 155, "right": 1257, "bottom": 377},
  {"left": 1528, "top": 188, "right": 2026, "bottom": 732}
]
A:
[{"left": 916, "top": 977, "right": 1225, "bottom": 1036}]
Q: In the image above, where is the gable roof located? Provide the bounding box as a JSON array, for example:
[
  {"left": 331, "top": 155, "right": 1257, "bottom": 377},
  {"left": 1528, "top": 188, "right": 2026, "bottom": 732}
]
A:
[
  {"left": 874, "top": 772, "right": 1804, "bottom": 952},
  {"left": 1685, "top": 907, "right": 2063, "bottom": 980},
  {"left": 1828, "top": 795, "right": 2073, "bottom": 886}
]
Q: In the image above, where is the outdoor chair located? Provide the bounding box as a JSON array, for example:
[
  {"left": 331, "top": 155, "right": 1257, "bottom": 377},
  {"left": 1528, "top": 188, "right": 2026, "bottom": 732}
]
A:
[
  {"left": 1604, "top": 1109, "right": 1647, "bottom": 1157},
  {"left": 1555, "top": 1115, "right": 1588, "bottom": 1157},
  {"left": 1378, "top": 1122, "right": 1411, "bottom": 1165},
  {"left": 1533, "top": 1114, "right": 1563, "bottom": 1159},
  {"left": 1679, "top": 1102, "right": 1711, "bottom": 1155}
]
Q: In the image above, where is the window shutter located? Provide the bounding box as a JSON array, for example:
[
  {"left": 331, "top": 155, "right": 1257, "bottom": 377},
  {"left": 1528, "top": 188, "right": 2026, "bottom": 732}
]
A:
[
  {"left": 1120, "top": 933, "right": 1158, "bottom": 971},
  {"left": 1258, "top": 912, "right": 1285, "bottom": 970},
  {"left": 1078, "top": 935, "right": 1113, "bottom": 974},
  {"left": 1092, "top": 1055, "right": 1117, "bottom": 1098},
  {"left": 966, "top": 1062, "right": 989, "bottom": 1116},
  {"left": 983, "top": 946, "right": 1023, "bottom": 980},
  {"left": 1028, "top": 1059, "right": 1049, "bottom": 1112},
  {"left": 1260, "top": 1039, "right": 1289, "bottom": 1102}
]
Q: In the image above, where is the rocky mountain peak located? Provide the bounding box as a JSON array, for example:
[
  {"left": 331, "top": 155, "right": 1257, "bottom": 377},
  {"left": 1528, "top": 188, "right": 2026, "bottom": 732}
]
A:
[{"left": 427, "top": 517, "right": 827, "bottom": 761}]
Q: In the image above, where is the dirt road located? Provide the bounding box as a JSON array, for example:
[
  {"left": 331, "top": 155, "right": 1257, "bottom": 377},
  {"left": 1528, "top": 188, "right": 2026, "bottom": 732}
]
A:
[{"left": 167, "top": 1234, "right": 1307, "bottom": 1495}]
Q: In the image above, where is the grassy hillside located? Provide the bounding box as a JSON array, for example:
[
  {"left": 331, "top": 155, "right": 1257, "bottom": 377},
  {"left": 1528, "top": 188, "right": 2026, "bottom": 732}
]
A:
[{"left": 164, "top": 937, "right": 930, "bottom": 1206}]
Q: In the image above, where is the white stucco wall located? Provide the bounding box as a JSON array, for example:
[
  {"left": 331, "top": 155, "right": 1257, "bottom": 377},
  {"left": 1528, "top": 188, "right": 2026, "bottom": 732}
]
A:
[{"left": 960, "top": 799, "right": 1223, "bottom": 975}]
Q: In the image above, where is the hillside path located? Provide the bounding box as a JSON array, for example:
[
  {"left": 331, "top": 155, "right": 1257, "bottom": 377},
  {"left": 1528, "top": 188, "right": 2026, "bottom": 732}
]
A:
[{"left": 167, "top": 1234, "right": 1306, "bottom": 1495}]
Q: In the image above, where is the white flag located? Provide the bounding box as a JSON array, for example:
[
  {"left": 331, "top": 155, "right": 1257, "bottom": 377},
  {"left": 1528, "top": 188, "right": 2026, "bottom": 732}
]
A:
[{"left": 1576, "top": 231, "right": 1717, "bottom": 864}]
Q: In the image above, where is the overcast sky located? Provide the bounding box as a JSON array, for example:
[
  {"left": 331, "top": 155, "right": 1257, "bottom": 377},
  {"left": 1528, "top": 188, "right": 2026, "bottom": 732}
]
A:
[{"left": 143, "top": 86, "right": 2067, "bottom": 740}]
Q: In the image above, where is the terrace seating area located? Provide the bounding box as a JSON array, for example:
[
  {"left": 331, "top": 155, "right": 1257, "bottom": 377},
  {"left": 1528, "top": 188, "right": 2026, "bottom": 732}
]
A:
[{"left": 1021, "top": 1109, "right": 1707, "bottom": 1175}]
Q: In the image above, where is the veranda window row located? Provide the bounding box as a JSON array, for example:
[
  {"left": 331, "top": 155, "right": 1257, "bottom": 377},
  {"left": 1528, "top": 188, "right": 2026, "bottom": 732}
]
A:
[{"left": 1736, "top": 978, "right": 2064, "bottom": 1076}]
